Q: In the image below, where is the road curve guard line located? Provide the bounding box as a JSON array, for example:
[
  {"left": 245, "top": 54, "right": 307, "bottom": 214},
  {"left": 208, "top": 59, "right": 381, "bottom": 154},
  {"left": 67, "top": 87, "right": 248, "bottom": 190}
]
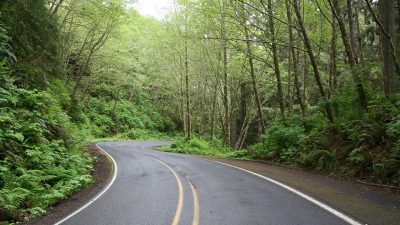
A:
[
  {"left": 54, "top": 143, "right": 118, "bottom": 225},
  {"left": 188, "top": 180, "right": 200, "bottom": 225},
  {"left": 137, "top": 153, "right": 184, "bottom": 225},
  {"left": 211, "top": 161, "right": 364, "bottom": 225}
]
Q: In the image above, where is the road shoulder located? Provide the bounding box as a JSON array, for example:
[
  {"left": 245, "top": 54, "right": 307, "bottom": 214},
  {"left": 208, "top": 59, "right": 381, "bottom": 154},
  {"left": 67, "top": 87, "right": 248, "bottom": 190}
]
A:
[
  {"left": 204, "top": 157, "right": 400, "bottom": 225},
  {"left": 23, "top": 144, "right": 113, "bottom": 225}
]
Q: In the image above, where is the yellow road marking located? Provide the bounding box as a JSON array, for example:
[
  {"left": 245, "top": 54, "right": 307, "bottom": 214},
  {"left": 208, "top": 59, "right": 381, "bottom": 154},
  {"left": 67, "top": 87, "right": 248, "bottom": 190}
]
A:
[
  {"left": 189, "top": 180, "right": 200, "bottom": 225},
  {"left": 150, "top": 157, "right": 184, "bottom": 225}
]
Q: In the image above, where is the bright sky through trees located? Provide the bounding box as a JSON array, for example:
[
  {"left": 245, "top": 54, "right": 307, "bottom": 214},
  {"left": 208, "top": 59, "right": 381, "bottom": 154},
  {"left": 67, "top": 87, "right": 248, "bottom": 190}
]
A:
[{"left": 131, "top": 0, "right": 174, "bottom": 20}]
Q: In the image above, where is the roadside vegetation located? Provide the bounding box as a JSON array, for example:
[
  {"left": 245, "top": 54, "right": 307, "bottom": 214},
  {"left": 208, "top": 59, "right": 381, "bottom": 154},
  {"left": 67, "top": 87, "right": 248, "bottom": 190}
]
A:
[
  {"left": 1, "top": 0, "right": 400, "bottom": 224},
  {"left": 0, "top": 1, "right": 172, "bottom": 223},
  {"left": 159, "top": 137, "right": 248, "bottom": 159},
  {"left": 153, "top": 0, "right": 400, "bottom": 187}
]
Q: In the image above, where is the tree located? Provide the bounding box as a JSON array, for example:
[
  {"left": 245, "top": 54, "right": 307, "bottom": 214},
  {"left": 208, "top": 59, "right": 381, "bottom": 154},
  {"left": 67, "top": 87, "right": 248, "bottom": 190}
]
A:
[
  {"left": 293, "top": 0, "right": 334, "bottom": 122},
  {"left": 364, "top": 0, "right": 400, "bottom": 98}
]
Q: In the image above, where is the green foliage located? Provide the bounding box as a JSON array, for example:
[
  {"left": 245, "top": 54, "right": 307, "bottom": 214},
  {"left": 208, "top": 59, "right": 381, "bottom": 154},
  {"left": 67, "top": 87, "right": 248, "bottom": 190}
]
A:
[
  {"left": 123, "top": 129, "right": 170, "bottom": 140},
  {"left": 0, "top": 63, "right": 93, "bottom": 222},
  {"left": 84, "top": 96, "right": 172, "bottom": 138},
  {"left": 0, "top": 0, "right": 62, "bottom": 88},
  {"left": 160, "top": 137, "right": 247, "bottom": 158},
  {"left": 0, "top": 1, "right": 177, "bottom": 223},
  {"left": 249, "top": 119, "right": 305, "bottom": 163}
]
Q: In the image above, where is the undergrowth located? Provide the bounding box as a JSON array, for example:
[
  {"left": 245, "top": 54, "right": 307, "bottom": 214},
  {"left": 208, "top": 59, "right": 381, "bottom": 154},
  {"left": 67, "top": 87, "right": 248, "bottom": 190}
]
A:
[
  {"left": 0, "top": 62, "right": 93, "bottom": 222},
  {"left": 158, "top": 136, "right": 248, "bottom": 159},
  {"left": 161, "top": 96, "right": 400, "bottom": 187}
]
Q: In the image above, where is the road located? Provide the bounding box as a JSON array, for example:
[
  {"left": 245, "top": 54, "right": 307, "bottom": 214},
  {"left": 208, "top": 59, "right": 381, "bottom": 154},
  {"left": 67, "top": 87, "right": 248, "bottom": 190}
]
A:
[{"left": 57, "top": 141, "right": 361, "bottom": 225}]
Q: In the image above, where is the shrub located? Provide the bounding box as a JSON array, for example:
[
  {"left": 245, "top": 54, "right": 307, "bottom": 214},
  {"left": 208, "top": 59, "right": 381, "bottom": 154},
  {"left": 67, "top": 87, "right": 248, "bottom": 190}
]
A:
[
  {"left": 249, "top": 120, "right": 305, "bottom": 163},
  {"left": 0, "top": 62, "right": 93, "bottom": 221},
  {"left": 161, "top": 137, "right": 233, "bottom": 157}
]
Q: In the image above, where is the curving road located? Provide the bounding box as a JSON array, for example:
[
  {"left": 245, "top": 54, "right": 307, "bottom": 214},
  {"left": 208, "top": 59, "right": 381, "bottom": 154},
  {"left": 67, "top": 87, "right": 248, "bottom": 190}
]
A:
[{"left": 57, "top": 141, "right": 362, "bottom": 225}]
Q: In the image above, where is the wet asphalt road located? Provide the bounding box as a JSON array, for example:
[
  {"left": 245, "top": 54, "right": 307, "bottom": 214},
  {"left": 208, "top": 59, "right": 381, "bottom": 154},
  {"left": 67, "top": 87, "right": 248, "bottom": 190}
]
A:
[{"left": 60, "top": 141, "right": 358, "bottom": 225}]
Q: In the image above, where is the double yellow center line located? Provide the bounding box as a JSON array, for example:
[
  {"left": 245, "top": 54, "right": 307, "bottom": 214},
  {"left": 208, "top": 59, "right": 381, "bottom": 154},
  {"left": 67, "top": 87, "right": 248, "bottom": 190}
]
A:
[
  {"left": 148, "top": 156, "right": 200, "bottom": 225},
  {"left": 189, "top": 180, "right": 200, "bottom": 225}
]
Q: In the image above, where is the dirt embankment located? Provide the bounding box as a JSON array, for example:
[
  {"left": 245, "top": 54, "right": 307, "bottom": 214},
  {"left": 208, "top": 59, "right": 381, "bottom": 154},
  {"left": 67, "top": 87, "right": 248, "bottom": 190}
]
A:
[{"left": 24, "top": 144, "right": 113, "bottom": 225}]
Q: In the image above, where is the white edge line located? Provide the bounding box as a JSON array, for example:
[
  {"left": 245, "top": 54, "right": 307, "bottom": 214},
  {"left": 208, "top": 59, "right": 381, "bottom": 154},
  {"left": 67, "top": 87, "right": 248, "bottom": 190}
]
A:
[
  {"left": 54, "top": 143, "right": 118, "bottom": 225},
  {"left": 211, "top": 160, "right": 364, "bottom": 225}
]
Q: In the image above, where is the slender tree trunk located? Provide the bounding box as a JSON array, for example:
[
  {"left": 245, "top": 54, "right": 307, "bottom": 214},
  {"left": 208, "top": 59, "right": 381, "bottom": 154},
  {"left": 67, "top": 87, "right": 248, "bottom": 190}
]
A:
[
  {"left": 180, "top": 69, "right": 187, "bottom": 136},
  {"left": 302, "top": 51, "right": 307, "bottom": 103},
  {"left": 347, "top": 0, "right": 358, "bottom": 62},
  {"left": 240, "top": 80, "right": 247, "bottom": 121},
  {"left": 293, "top": 0, "right": 334, "bottom": 123},
  {"left": 112, "top": 92, "right": 118, "bottom": 114},
  {"left": 267, "top": 0, "right": 286, "bottom": 118},
  {"left": 355, "top": 3, "right": 364, "bottom": 63},
  {"left": 234, "top": 111, "right": 251, "bottom": 150},
  {"left": 65, "top": 27, "right": 94, "bottom": 85},
  {"left": 244, "top": 23, "right": 265, "bottom": 133},
  {"left": 51, "top": 0, "right": 64, "bottom": 15},
  {"left": 287, "top": 48, "right": 292, "bottom": 111},
  {"left": 285, "top": 0, "right": 305, "bottom": 117},
  {"left": 210, "top": 82, "right": 218, "bottom": 139},
  {"left": 331, "top": 0, "right": 368, "bottom": 112},
  {"left": 71, "top": 24, "right": 111, "bottom": 98},
  {"left": 329, "top": 14, "right": 338, "bottom": 97},
  {"left": 185, "top": 42, "right": 191, "bottom": 140},
  {"left": 221, "top": 0, "right": 230, "bottom": 146},
  {"left": 222, "top": 41, "right": 230, "bottom": 146},
  {"left": 71, "top": 50, "right": 93, "bottom": 98}
]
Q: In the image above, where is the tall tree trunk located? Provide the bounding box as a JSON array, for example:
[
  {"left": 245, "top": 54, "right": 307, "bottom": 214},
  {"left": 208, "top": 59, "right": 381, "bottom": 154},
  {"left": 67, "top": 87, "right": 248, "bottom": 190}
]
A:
[
  {"left": 355, "top": 3, "right": 364, "bottom": 63},
  {"left": 329, "top": 13, "right": 338, "bottom": 97},
  {"left": 210, "top": 82, "right": 218, "bottom": 139},
  {"left": 71, "top": 50, "right": 92, "bottom": 99},
  {"left": 267, "top": 0, "right": 286, "bottom": 118},
  {"left": 287, "top": 49, "right": 292, "bottom": 111},
  {"left": 239, "top": 81, "right": 247, "bottom": 134},
  {"left": 285, "top": 0, "right": 305, "bottom": 117},
  {"left": 244, "top": 22, "right": 265, "bottom": 134},
  {"left": 379, "top": 0, "right": 399, "bottom": 97},
  {"left": 51, "top": 0, "right": 64, "bottom": 15},
  {"left": 365, "top": 0, "right": 400, "bottom": 76},
  {"left": 221, "top": 0, "right": 230, "bottom": 146},
  {"left": 185, "top": 42, "right": 191, "bottom": 140},
  {"left": 331, "top": 0, "right": 368, "bottom": 112},
  {"left": 180, "top": 69, "right": 187, "bottom": 136},
  {"left": 293, "top": 0, "right": 334, "bottom": 123},
  {"left": 347, "top": 0, "right": 358, "bottom": 62},
  {"left": 302, "top": 51, "right": 307, "bottom": 103}
]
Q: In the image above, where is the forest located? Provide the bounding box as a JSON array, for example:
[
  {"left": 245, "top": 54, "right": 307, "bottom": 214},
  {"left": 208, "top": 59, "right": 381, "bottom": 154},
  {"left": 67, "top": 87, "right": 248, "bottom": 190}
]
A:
[{"left": 0, "top": 0, "right": 399, "bottom": 223}]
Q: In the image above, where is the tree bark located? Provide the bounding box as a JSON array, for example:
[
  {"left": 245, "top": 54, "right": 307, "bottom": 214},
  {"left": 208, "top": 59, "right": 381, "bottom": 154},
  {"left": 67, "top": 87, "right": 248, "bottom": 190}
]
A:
[
  {"left": 331, "top": 0, "right": 368, "bottom": 112},
  {"left": 184, "top": 42, "right": 191, "bottom": 139},
  {"left": 293, "top": 0, "right": 334, "bottom": 123},
  {"left": 221, "top": 0, "right": 230, "bottom": 146},
  {"left": 210, "top": 82, "right": 218, "bottom": 139},
  {"left": 346, "top": 0, "right": 358, "bottom": 62},
  {"left": 267, "top": 0, "right": 286, "bottom": 118},
  {"left": 364, "top": 0, "right": 400, "bottom": 77},
  {"left": 329, "top": 13, "right": 338, "bottom": 97},
  {"left": 285, "top": 0, "right": 305, "bottom": 117},
  {"left": 364, "top": 0, "right": 400, "bottom": 98},
  {"left": 243, "top": 18, "right": 265, "bottom": 134},
  {"left": 180, "top": 64, "right": 187, "bottom": 136},
  {"left": 379, "top": 0, "right": 399, "bottom": 97}
]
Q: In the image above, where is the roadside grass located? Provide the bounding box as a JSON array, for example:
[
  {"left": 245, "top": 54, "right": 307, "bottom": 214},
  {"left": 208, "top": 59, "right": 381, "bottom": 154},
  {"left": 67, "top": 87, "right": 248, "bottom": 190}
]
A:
[
  {"left": 156, "top": 136, "right": 249, "bottom": 159},
  {"left": 91, "top": 129, "right": 176, "bottom": 143}
]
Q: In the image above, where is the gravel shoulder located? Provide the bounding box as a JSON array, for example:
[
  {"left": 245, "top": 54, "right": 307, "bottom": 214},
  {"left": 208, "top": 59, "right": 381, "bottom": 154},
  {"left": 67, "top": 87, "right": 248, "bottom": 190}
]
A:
[
  {"left": 23, "top": 144, "right": 113, "bottom": 225},
  {"left": 203, "top": 157, "right": 400, "bottom": 225}
]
